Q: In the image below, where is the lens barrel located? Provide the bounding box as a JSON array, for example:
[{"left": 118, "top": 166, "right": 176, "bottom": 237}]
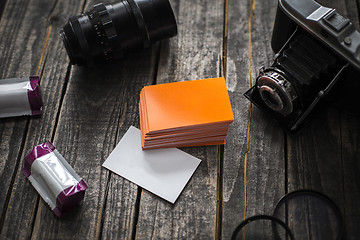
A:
[
  {"left": 257, "top": 70, "right": 297, "bottom": 116},
  {"left": 60, "top": 0, "right": 177, "bottom": 66}
]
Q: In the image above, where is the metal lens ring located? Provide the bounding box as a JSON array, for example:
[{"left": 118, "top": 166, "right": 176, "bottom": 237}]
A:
[
  {"left": 87, "top": 3, "right": 118, "bottom": 61},
  {"left": 273, "top": 190, "right": 344, "bottom": 240},
  {"left": 127, "top": 0, "right": 151, "bottom": 48},
  {"left": 231, "top": 215, "right": 295, "bottom": 240},
  {"left": 257, "top": 70, "right": 297, "bottom": 116}
]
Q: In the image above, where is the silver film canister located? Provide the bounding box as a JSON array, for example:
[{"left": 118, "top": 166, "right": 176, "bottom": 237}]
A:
[{"left": 0, "top": 76, "right": 43, "bottom": 118}]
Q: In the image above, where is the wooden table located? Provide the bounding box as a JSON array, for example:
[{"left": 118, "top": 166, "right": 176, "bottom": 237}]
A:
[{"left": 0, "top": 0, "right": 359, "bottom": 239}]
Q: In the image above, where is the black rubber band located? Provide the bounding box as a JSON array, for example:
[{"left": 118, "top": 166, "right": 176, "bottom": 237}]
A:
[
  {"left": 231, "top": 214, "right": 295, "bottom": 240},
  {"left": 273, "top": 189, "right": 344, "bottom": 240}
]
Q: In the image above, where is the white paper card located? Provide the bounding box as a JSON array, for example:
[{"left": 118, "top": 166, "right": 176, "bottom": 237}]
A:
[{"left": 102, "top": 126, "right": 201, "bottom": 203}]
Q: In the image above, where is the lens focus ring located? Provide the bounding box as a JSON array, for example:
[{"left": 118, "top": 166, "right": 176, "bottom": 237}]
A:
[{"left": 87, "top": 3, "right": 118, "bottom": 61}]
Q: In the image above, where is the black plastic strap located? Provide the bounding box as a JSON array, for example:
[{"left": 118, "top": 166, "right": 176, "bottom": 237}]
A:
[
  {"left": 231, "top": 215, "right": 295, "bottom": 240},
  {"left": 273, "top": 189, "right": 344, "bottom": 240}
]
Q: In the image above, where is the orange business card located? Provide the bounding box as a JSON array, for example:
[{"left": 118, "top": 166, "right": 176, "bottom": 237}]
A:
[
  {"left": 139, "top": 77, "right": 234, "bottom": 149},
  {"left": 141, "top": 77, "right": 234, "bottom": 134}
]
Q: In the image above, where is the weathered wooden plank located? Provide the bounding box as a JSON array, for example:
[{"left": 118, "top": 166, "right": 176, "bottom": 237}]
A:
[
  {"left": 222, "top": 0, "right": 284, "bottom": 239},
  {"left": 21, "top": 1, "right": 163, "bottom": 239},
  {"left": 98, "top": 46, "right": 160, "bottom": 240},
  {"left": 328, "top": 1, "right": 360, "bottom": 239},
  {"left": 0, "top": 0, "right": 358, "bottom": 239},
  {"left": 29, "top": 55, "right": 154, "bottom": 239},
  {"left": 334, "top": 3, "right": 360, "bottom": 238},
  {"left": 134, "top": 0, "right": 224, "bottom": 239},
  {"left": 337, "top": 3, "right": 360, "bottom": 235},
  {"left": 0, "top": 0, "right": 69, "bottom": 238},
  {"left": 286, "top": 0, "right": 360, "bottom": 239},
  {"left": 286, "top": 107, "right": 345, "bottom": 237},
  {"left": 0, "top": 119, "right": 27, "bottom": 220},
  {"left": 72, "top": 1, "right": 163, "bottom": 239},
  {"left": 341, "top": 112, "right": 360, "bottom": 240},
  {"left": 0, "top": 0, "right": 41, "bottom": 215},
  {"left": 0, "top": 0, "right": 87, "bottom": 239}
]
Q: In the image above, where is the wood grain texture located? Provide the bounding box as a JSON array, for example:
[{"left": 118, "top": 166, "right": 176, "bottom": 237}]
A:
[
  {"left": 134, "top": 0, "right": 224, "bottom": 239},
  {"left": 0, "top": 0, "right": 68, "bottom": 237},
  {"left": 341, "top": 112, "right": 360, "bottom": 240},
  {"left": 25, "top": 0, "right": 163, "bottom": 238},
  {"left": 0, "top": 0, "right": 359, "bottom": 239},
  {"left": 0, "top": 0, "right": 86, "bottom": 239},
  {"left": 222, "top": 0, "right": 285, "bottom": 239},
  {"left": 27, "top": 45, "right": 161, "bottom": 240},
  {"left": 286, "top": 0, "right": 360, "bottom": 239},
  {"left": 99, "top": 45, "right": 161, "bottom": 240},
  {"left": 286, "top": 107, "right": 345, "bottom": 237},
  {"left": 327, "top": 5, "right": 360, "bottom": 238},
  {"left": 29, "top": 56, "right": 153, "bottom": 239},
  {"left": 0, "top": 0, "right": 45, "bottom": 212}
]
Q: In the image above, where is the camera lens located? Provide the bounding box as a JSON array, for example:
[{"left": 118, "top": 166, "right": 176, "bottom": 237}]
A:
[
  {"left": 260, "top": 87, "right": 284, "bottom": 112},
  {"left": 60, "top": 0, "right": 177, "bottom": 66},
  {"left": 257, "top": 70, "right": 297, "bottom": 116},
  {"left": 255, "top": 30, "right": 342, "bottom": 119}
]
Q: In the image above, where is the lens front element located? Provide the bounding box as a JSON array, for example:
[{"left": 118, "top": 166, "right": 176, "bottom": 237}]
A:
[{"left": 257, "top": 70, "right": 297, "bottom": 116}]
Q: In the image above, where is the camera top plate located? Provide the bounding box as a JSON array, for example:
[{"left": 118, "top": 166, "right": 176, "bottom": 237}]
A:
[{"left": 278, "top": 0, "right": 360, "bottom": 70}]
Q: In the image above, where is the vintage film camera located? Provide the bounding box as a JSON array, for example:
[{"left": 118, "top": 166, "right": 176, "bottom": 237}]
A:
[{"left": 245, "top": 0, "right": 360, "bottom": 133}]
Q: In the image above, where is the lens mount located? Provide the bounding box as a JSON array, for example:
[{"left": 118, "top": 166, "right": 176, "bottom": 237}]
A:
[{"left": 257, "top": 70, "right": 297, "bottom": 116}]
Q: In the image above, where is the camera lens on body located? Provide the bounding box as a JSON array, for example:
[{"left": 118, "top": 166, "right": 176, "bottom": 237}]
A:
[
  {"left": 257, "top": 70, "right": 297, "bottom": 116},
  {"left": 244, "top": 0, "right": 360, "bottom": 132},
  {"left": 60, "top": 0, "right": 177, "bottom": 67},
  {"left": 256, "top": 30, "right": 342, "bottom": 118}
]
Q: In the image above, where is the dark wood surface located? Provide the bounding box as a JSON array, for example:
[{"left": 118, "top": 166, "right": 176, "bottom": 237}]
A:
[{"left": 0, "top": 0, "right": 359, "bottom": 239}]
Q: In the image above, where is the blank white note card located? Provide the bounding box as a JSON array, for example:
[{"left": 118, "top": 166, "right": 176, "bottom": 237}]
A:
[{"left": 102, "top": 126, "right": 201, "bottom": 203}]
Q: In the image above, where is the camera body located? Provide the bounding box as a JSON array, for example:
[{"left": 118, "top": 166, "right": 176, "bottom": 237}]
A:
[{"left": 245, "top": 0, "right": 360, "bottom": 133}]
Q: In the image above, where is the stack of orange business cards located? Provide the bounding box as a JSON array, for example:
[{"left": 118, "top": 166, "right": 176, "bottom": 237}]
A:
[{"left": 139, "top": 77, "right": 234, "bottom": 150}]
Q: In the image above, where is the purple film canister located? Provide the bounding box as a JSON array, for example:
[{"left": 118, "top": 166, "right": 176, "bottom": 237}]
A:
[
  {"left": 0, "top": 76, "right": 43, "bottom": 118},
  {"left": 22, "top": 141, "right": 88, "bottom": 217}
]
